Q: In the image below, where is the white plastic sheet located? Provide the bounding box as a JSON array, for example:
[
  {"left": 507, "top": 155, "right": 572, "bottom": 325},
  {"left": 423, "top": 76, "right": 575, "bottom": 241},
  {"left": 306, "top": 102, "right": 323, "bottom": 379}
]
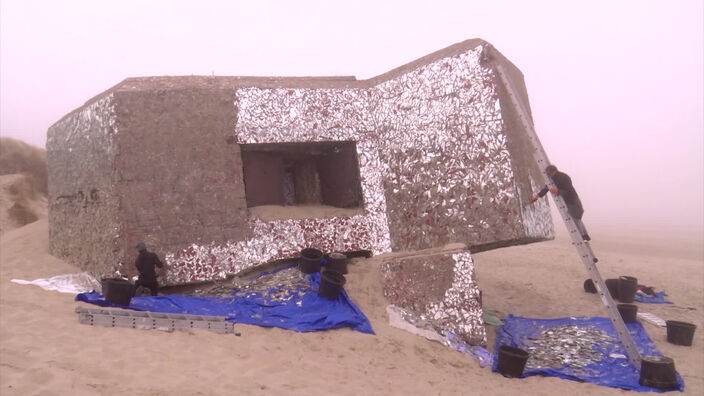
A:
[{"left": 11, "top": 272, "right": 100, "bottom": 294}]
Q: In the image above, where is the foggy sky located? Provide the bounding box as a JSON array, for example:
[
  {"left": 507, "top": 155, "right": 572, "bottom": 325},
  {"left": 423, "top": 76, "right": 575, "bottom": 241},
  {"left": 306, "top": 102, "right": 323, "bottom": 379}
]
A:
[{"left": 1, "top": 0, "right": 702, "bottom": 232}]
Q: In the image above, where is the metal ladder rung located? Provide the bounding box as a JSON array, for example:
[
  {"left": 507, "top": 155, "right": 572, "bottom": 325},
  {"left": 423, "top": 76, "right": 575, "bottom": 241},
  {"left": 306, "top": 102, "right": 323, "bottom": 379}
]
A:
[{"left": 75, "top": 306, "right": 235, "bottom": 334}]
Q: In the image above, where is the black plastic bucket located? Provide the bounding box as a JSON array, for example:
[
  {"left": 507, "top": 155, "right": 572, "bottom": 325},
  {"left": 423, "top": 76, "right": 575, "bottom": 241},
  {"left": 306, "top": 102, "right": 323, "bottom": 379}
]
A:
[
  {"left": 583, "top": 279, "right": 597, "bottom": 293},
  {"left": 605, "top": 278, "right": 619, "bottom": 300},
  {"left": 318, "top": 270, "right": 346, "bottom": 300},
  {"left": 617, "top": 304, "right": 638, "bottom": 323},
  {"left": 639, "top": 355, "right": 679, "bottom": 390},
  {"left": 666, "top": 320, "right": 696, "bottom": 346},
  {"left": 101, "top": 278, "right": 133, "bottom": 306},
  {"left": 618, "top": 276, "right": 638, "bottom": 303},
  {"left": 327, "top": 252, "right": 348, "bottom": 274},
  {"left": 497, "top": 345, "right": 529, "bottom": 378},
  {"left": 299, "top": 248, "right": 323, "bottom": 274}
]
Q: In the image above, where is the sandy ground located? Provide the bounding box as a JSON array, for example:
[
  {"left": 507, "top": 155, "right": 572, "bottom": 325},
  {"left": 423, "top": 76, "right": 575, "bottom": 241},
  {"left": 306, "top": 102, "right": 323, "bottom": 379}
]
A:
[{"left": 1, "top": 219, "right": 702, "bottom": 395}]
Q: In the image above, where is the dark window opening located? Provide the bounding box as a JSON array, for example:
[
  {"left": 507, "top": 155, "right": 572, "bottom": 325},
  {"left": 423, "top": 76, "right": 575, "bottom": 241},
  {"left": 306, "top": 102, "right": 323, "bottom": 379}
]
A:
[{"left": 241, "top": 141, "right": 364, "bottom": 210}]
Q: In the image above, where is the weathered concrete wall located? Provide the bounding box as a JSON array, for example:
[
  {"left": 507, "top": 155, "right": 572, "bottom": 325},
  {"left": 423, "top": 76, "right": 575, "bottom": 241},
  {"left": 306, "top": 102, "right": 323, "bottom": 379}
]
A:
[
  {"left": 112, "top": 88, "right": 251, "bottom": 278},
  {"left": 126, "top": 86, "right": 391, "bottom": 284},
  {"left": 47, "top": 95, "right": 121, "bottom": 277}
]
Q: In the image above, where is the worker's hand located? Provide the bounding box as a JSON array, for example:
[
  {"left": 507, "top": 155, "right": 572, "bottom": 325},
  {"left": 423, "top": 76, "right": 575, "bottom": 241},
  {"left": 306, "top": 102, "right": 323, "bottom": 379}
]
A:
[
  {"left": 530, "top": 196, "right": 538, "bottom": 202},
  {"left": 158, "top": 268, "right": 167, "bottom": 277},
  {"left": 550, "top": 188, "right": 559, "bottom": 195}
]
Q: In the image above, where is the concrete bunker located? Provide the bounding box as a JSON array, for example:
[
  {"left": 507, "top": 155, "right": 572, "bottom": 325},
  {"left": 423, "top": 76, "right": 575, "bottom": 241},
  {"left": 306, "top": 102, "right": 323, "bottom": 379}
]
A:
[
  {"left": 47, "top": 38, "right": 556, "bottom": 346},
  {"left": 47, "top": 40, "right": 553, "bottom": 334}
]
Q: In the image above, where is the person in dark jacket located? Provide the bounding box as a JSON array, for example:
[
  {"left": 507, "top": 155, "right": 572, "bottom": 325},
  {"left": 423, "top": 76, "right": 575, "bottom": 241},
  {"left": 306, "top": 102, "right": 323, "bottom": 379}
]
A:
[
  {"left": 531, "top": 165, "right": 591, "bottom": 241},
  {"left": 134, "top": 242, "right": 166, "bottom": 296}
]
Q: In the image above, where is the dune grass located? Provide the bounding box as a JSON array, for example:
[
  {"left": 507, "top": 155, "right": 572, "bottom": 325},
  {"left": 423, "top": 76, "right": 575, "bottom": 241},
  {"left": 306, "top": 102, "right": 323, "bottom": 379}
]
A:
[
  {"left": 0, "top": 137, "right": 47, "bottom": 199},
  {"left": 7, "top": 199, "right": 39, "bottom": 226},
  {"left": 0, "top": 137, "right": 47, "bottom": 227}
]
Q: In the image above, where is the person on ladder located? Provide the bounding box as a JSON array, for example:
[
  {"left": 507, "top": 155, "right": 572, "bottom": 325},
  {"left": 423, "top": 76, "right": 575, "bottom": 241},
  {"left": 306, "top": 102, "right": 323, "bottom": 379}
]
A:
[{"left": 531, "top": 164, "right": 591, "bottom": 241}]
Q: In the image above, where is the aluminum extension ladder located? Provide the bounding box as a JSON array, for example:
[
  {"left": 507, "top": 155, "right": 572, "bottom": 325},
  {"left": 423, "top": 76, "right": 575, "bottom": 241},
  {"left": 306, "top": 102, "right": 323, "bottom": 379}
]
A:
[
  {"left": 491, "top": 59, "right": 642, "bottom": 368},
  {"left": 76, "top": 306, "right": 236, "bottom": 334}
]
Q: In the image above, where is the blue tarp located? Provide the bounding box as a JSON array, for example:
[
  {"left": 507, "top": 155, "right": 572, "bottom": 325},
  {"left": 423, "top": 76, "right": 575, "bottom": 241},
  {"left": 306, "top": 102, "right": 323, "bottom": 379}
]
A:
[
  {"left": 447, "top": 332, "right": 493, "bottom": 367},
  {"left": 636, "top": 291, "right": 673, "bottom": 304},
  {"left": 493, "top": 315, "right": 684, "bottom": 392},
  {"left": 76, "top": 266, "right": 374, "bottom": 334}
]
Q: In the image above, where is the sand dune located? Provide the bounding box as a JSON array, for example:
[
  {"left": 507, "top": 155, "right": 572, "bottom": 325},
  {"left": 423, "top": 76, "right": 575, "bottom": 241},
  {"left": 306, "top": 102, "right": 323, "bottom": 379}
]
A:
[
  {"left": 1, "top": 219, "right": 702, "bottom": 395},
  {"left": 0, "top": 138, "right": 48, "bottom": 236},
  {"left": 0, "top": 174, "right": 47, "bottom": 236}
]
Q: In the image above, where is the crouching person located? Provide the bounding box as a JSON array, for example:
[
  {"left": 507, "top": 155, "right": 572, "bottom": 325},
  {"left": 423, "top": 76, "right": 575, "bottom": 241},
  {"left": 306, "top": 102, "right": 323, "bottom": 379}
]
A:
[{"left": 134, "top": 242, "right": 166, "bottom": 296}]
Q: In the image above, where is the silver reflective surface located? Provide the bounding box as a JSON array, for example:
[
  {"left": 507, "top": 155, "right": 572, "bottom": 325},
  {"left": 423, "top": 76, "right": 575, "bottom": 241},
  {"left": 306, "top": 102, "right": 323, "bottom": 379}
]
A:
[
  {"left": 159, "top": 43, "right": 550, "bottom": 284},
  {"left": 525, "top": 324, "right": 617, "bottom": 373},
  {"left": 381, "top": 251, "right": 485, "bottom": 345},
  {"left": 187, "top": 266, "right": 314, "bottom": 303},
  {"left": 425, "top": 252, "right": 485, "bottom": 345}
]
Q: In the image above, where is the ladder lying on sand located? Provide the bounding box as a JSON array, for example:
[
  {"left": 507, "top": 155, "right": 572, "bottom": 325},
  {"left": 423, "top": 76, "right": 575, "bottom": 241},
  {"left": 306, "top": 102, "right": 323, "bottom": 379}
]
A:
[
  {"left": 490, "top": 56, "right": 642, "bottom": 369},
  {"left": 76, "top": 306, "right": 236, "bottom": 334}
]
